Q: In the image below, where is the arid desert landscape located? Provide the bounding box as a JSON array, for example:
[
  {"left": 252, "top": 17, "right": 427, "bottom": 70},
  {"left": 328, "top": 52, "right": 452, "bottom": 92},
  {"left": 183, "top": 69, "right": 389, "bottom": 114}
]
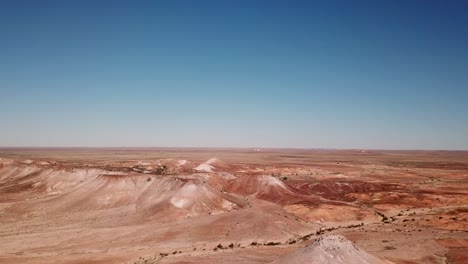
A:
[
  {"left": 3, "top": 0, "right": 468, "bottom": 263},
  {"left": 0, "top": 148, "right": 466, "bottom": 263}
]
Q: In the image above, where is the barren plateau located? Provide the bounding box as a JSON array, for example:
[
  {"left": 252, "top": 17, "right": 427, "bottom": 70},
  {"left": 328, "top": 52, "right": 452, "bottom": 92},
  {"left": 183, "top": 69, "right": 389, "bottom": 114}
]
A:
[{"left": 0, "top": 148, "right": 467, "bottom": 263}]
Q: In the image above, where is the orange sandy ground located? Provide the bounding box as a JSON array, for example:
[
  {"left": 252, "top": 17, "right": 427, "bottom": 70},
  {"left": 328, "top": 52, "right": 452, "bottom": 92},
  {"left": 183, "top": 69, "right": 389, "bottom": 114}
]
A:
[{"left": 0, "top": 148, "right": 466, "bottom": 264}]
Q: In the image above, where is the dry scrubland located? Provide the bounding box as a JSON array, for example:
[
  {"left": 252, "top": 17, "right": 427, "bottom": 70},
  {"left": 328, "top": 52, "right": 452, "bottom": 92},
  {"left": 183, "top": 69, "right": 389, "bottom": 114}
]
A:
[{"left": 0, "top": 148, "right": 467, "bottom": 263}]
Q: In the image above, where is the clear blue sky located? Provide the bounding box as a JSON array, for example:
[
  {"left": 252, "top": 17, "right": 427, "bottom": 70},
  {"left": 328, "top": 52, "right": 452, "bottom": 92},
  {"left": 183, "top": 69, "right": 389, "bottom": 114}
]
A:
[{"left": 1, "top": 0, "right": 467, "bottom": 149}]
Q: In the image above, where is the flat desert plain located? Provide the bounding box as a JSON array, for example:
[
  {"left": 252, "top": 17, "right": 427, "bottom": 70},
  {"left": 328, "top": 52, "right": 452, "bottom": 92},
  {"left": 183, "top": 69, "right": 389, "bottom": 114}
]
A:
[{"left": 0, "top": 148, "right": 467, "bottom": 263}]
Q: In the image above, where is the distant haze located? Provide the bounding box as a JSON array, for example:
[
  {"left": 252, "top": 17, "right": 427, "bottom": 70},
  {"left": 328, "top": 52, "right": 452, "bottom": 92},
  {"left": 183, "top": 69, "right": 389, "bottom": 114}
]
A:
[{"left": 1, "top": 1, "right": 467, "bottom": 150}]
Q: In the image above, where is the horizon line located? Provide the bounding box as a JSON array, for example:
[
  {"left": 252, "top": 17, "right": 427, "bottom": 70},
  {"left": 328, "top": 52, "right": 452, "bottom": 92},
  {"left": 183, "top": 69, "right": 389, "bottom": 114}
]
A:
[{"left": 0, "top": 146, "right": 467, "bottom": 152}]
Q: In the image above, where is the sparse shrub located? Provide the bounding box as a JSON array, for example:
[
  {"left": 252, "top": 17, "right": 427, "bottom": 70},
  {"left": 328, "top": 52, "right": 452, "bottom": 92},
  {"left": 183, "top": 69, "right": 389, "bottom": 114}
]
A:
[
  {"left": 346, "top": 223, "right": 364, "bottom": 228},
  {"left": 384, "top": 246, "right": 396, "bottom": 250},
  {"left": 155, "top": 165, "right": 168, "bottom": 175},
  {"left": 265, "top": 241, "right": 281, "bottom": 246},
  {"left": 302, "top": 233, "right": 313, "bottom": 240},
  {"left": 377, "top": 211, "right": 390, "bottom": 223},
  {"left": 250, "top": 242, "right": 257, "bottom": 246},
  {"left": 228, "top": 243, "right": 234, "bottom": 249}
]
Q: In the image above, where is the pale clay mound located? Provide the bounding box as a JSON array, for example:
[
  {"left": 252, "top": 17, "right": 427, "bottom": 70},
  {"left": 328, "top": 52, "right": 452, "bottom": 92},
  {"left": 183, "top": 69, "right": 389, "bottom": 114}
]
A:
[
  {"left": 194, "top": 158, "right": 222, "bottom": 172},
  {"left": 177, "top": 159, "right": 188, "bottom": 166},
  {"left": 271, "top": 235, "right": 394, "bottom": 264},
  {"left": 194, "top": 163, "right": 214, "bottom": 172}
]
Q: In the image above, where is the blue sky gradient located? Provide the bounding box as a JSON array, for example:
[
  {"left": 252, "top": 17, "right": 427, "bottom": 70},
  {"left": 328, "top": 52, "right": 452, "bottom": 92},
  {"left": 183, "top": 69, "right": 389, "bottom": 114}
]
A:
[{"left": 1, "top": 0, "right": 467, "bottom": 149}]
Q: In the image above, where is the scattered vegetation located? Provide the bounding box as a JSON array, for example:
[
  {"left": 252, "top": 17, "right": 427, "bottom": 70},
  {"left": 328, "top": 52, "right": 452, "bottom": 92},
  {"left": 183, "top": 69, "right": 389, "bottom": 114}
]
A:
[
  {"left": 301, "top": 233, "right": 313, "bottom": 240},
  {"left": 265, "top": 241, "right": 281, "bottom": 246},
  {"left": 345, "top": 223, "right": 364, "bottom": 228},
  {"left": 155, "top": 165, "right": 168, "bottom": 175},
  {"left": 376, "top": 211, "right": 392, "bottom": 223},
  {"left": 213, "top": 243, "right": 237, "bottom": 251}
]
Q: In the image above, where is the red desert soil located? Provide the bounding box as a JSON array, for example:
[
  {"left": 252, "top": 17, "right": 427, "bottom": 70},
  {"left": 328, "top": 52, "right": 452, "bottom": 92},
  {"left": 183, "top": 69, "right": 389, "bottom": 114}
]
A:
[{"left": 0, "top": 148, "right": 467, "bottom": 264}]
